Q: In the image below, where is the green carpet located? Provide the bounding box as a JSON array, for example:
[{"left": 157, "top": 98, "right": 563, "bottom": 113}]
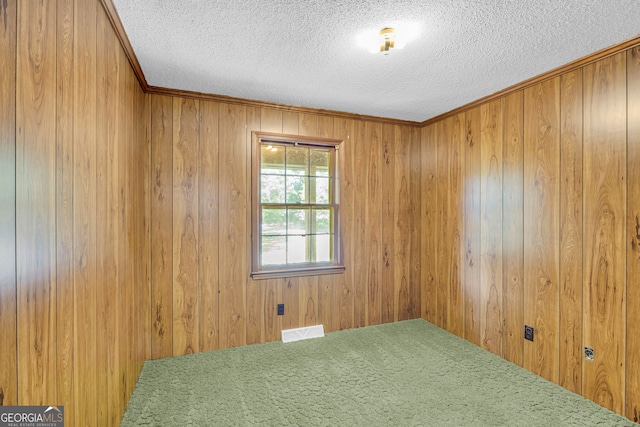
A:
[{"left": 121, "top": 319, "right": 635, "bottom": 426}]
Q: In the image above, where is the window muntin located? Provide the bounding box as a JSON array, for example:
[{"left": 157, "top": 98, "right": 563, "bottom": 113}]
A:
[{"left": 251, "top": 132, "right": 343, "bottom": 279}]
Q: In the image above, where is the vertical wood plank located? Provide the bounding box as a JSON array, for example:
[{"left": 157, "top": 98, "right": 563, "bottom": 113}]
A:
[
  {"left": 333, "top": 118, "right": 355, "bottom": 331},
  {"left": 260, "top": 278, "right": 281, "bottom": 342},
  {"left": 559, "top": 69, "right": 583, "bottom": 394},
  {"left": 408, "top": 126, "right": 422, "bottom": 319},
  {"left": 96, "top": 6, "right": 118, "bottom": 425},
  {"left": 73, "top": 0, "right": 97, "bottom": 420},
  {"left": 120, "top": 48, "right": 135, "bottom": 408},
  {"left": 420, "top": 124, "right": 438, "bottom": 324},
  {"left": 464, "top": 106, "right": 482, "bottom": 346},
  {"left": 317, "top": 117, "right": 335, "bottom": 332},
  {"left": 282, "top": 111, "right": 299, "bottom": 134},
  {"left": 55, "top": 0, "right": 75, "bottom": 420},
  {"left": 394, "top": 125, "right": 411, "bottom": 321},
  {"left": 150, "top": 95, "right": 174, "bottom": 358},
  {"left": 218, "top": 103, "right": 248, "bottom": 348},
  {"left": 17, "top": 0, "right": 58, "bottom": 406},
  {"left": 480, "top": 98, "right": 503, "bottom": 356},
  {"left": 627, "top": 46, "right": 640, "bottom": 423},
  {"left": 282, "top": 278, "right": 299, "bottom": 330},
  {"left": 259, "top": 108, "right": 283, "bottom": 341},
  {"left": 365, "top": 121, "right": 382, "bottom": 325},
  {"left": 523, "top": 79, "right": 560, "bottom": 383},
  {"left": 353, "top": 120, "right": 367, "bottom": 328},
  {"left": 244, "top": 106, "right": 260, "bottom": 344},
  {"left": 502, "top": 90, "right": 524, "bottom": 366},
  {"left": 299, "top": 276, "right": 319, "bottom": 327},
  {"left": 317, "top": 275, "right": 334, "bottom": 332},
  {"left": 0, "top": 0, "right": 17, "bottom": 407},
  {"left": 199, "top": 100, "right": 219, "bottom": 351},
  {"left": 436, "top": 118, "right": 450, "bottom": 329},
  {"left": 583, "top": 53, "right": 627, "bottom": 414},
  {"left": 447, "top": 113, "right": 465, "bottom": 337},
  {"left": 260, "top": 108, "right": 283, "bottom": 133},
  {"left": 381, "top": 123, "right": 396, "bottom": 323},
  {"left": 172, "top": 98, "right": 200, "bottom": 356}
]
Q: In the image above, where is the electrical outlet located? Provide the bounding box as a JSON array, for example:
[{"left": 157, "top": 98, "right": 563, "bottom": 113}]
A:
[
  {"left": 277, "top": 304, "right": 284, "bottom": 316},
  {"left": 524, "top": 325, "right": 534, "bottom": 341},
  {"left": 585, "top": 347, "right": 594, "bottom": 361}
]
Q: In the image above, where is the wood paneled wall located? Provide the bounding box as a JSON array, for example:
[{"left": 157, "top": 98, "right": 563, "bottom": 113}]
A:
[
  {"left": 3, "top": 0, "right": 640, "bottom": 424},
  {"left": 149, "top": 96, "right": 422, "bottom": 357},
  {"left": 422, "top": 49, "right": 640, "bottom": 421},
  {"left": 0, "top": 0, "right": 150, "bottom": 426}
]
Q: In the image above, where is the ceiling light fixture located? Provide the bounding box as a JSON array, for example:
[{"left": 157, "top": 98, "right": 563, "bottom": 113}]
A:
[
  {"left": 379, "top": 28, "right": 395, "bottom": 55},
  {"left": 357, "top": 23, "right": 420, "bottom": 55}
]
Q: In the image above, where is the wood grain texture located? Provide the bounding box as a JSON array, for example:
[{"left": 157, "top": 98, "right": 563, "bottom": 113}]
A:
[
  {"left": 447, "top": 114, "right": 465, "bottom": 337},
  {"left": 317, "top": 275, "right": 334, "bottom": 332},
  {"left": 365, "top": 121, "right": 382, "bottom": 325},
  {"left": 333, "top": 118, "right": 355, "bottom": 331},
  {"left": 352, "top": 120, "right": 367, "bottom": 328},
  {"left": 0, "top": 0, "right": 17, "bottom": 407},
  {"left": 480, "top": 98, "right": 503, "bottom": 356},
  {"left": 73, "top": 0, "right": 98, "bottom": 421},
  {"left": 172, "top": 98, "right": 200, "bottom": 355},
  {"left": 16, "top": 0, "right": 58, "bottom": 405},
  {"left": 408, "top": 126, "right": 421, "bottom": 319},
  {"left": 559, "top": 69, "right": 583, "bottom": 394},
  {"left": 583, "top": 52, "right": 627, "bottom": 414},
  {"left": 96, "top": 7, "right": 118, "bottom": 424},
  {"left": 381, "top": 123, "right": 396, "bottom": 323},
  {"left": 218, "top": 103, "right": 247, "bottom": 348},
  {"left": 502, "top": 91, "right": 524, "bottom": 367},
  {"left": 282, "top": 278, "right": 300, "bottom": 330},
  {"left": 198, "top": 100, "right": 219, "bottom": 352},
  {"left": 627, "top": 46, "right": 640, "bottom": 423},
  {"left": 436, "top": 119, "right": 450, "bottom": 329},
  {"left": 420, "top": 124, "right": 437, "bottom": 324},
  {"left": 523, "top": 78, "right": 560, "bottom": 383},
  {"left": 394, "top": 125, "right": 411, "bottom": 321},
  {"left": 55, "top": 0, "right": 74, "bottom": 420},
  {"left": 150, "top": 95, "right": 174, "bottom": 358},
  {"left": 463, "top": 107, "right": 482, "bottom": 346},
  {"left": 299, "top": 276, "right": 319, "bottom": 326}
]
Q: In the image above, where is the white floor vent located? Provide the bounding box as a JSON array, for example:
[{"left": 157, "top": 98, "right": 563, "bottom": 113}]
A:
[{"left": 281, "top": 324, "right": 325, "bottom": 343}]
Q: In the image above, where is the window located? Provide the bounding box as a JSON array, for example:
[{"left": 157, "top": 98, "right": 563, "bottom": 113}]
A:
[{"left": 251, "top": 131, "right": 344, "bottom": 279}]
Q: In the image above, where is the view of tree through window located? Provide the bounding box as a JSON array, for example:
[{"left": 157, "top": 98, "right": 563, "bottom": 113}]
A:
[{"left": 259, "top": 143, "right": 335, "bottom": 267}]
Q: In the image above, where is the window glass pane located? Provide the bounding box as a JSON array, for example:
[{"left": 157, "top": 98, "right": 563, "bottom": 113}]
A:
[
  {"left": 310, "top": 177, "right": 330, "bottom": 204},
  {"left": 286, "top": 176, "right": 307, "bottom": 204},
  {"left": 286, "top": 147, "right": 308, "bottom": 176},
  {"left": 262, "top": 235, "right": 286, "bottom": 266},
  {"left": 310, "top": 150, "right": 330, "bottom": 176},
  {"left": 287, "top": 208, "right": 309, "bottom": 235},
  {"left": 312, "top": 208, "right": 331, "bottom": 234},
  {"left": 262, "top": 207, "right": 286, "bottom": 235},
  {"left": 287, "top": 235, "right": 309, "bottom": 263},
  {"left": 312, "top": 235, "right": 332, "bottom": 262},
  {"left": 261, "top": 174, "right": 285, "bottom": 203},
  {"left": 261, "top": 145, "right": 284, "bottom": 175}
]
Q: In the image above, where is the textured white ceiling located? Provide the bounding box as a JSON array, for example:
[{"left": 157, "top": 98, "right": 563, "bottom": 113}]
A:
[{"left": 112, "top": 0, "right": 640, "bottom": 122}]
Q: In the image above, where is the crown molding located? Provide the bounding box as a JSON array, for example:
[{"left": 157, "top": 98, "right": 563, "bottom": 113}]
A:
[
  {"left": 145, "top": 85, "right": 421, "bottom": 126},
  {"left": 420, "top": 33, "right": 640, "bottom": 127},
  {"left": 99, "top": 0, "right": 148, "bottom": 89}
]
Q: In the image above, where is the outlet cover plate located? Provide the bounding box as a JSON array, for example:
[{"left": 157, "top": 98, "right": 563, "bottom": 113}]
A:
[{"left": 524, "top": 325, "right": 534, "bottom": 341}]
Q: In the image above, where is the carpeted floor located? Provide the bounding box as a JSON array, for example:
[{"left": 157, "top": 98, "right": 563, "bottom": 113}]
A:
[{"left": 121, "top": 319, "right": 635, "bottom": 426}]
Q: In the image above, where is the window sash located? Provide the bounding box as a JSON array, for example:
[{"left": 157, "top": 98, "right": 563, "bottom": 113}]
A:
[{"left": 251, "top": 131, "right": 344, "bottom": 279}]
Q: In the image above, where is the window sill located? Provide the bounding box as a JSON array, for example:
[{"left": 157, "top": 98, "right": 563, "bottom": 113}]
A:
[{"left": 251, "top": 265, "right": 345, "bottom": 280}]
